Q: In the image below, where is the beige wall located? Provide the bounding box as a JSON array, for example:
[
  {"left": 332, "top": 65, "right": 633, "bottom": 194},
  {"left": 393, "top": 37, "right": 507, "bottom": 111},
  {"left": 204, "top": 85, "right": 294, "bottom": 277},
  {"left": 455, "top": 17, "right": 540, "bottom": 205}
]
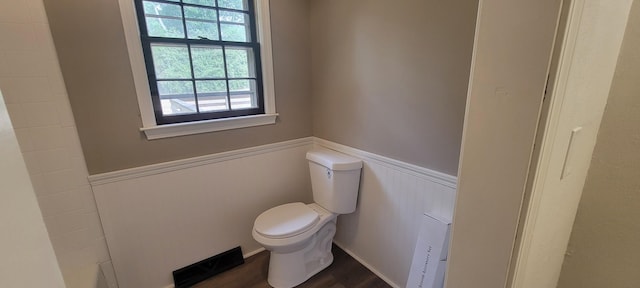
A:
[
  {"left": 309, "top": 0, "right": 477, "bottom": 175},
  {"left": 46, "top": 0, "right": 475, "bottom": 176},
  {"left": 558, "top": 1, "right": 640, "bottom": 287},
  {"left": 446, "top": 0, "right": 562, "bottom": 287},
  {"left": 42, "top": 0, "right": 313, "bottom": 174}
]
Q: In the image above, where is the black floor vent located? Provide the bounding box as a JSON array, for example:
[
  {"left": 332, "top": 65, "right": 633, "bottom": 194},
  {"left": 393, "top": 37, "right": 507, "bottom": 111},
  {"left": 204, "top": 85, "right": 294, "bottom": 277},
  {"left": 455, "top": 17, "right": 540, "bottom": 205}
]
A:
[{"left": 173, "top": 246, "right": 244, "bottom": 288}]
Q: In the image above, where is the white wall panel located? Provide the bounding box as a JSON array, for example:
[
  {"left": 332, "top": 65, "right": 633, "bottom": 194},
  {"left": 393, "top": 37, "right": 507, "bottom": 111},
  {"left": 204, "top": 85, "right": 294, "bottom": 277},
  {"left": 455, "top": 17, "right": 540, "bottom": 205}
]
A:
[
  {"left": 91, "top": 137, "right": 456, "bottom": 288},
  {"left": 91, "top": 140, "right": 314, "bottom": 288},
  {"left": 316, "top": 139, "right": 457, "bottom": 288}
]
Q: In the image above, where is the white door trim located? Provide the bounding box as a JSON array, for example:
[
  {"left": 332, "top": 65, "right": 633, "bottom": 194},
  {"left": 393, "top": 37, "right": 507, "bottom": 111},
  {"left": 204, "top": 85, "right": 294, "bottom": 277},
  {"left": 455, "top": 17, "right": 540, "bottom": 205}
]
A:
[
  {"left": 509, "top": 0, "right": 585, "bottom": 285},
  {"left": 508, "top": 0, "right": 634, "bottom": 287}
]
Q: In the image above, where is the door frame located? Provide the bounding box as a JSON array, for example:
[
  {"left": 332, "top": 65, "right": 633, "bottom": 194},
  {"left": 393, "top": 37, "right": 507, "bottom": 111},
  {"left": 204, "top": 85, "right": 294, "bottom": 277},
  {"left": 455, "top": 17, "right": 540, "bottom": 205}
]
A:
[
  {"left": 508, "top": 0, "right": 633, "bottom": 287},
  {"left": 507, "top": 0, "right": 585, "bottom": 286}
]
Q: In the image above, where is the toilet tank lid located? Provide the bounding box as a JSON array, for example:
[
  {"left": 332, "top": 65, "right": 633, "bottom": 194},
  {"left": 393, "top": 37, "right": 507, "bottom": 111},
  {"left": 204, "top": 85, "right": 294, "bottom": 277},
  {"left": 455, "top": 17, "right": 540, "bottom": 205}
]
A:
[{"left": 306, "top": 148, "right": 363, "bottom": 171}]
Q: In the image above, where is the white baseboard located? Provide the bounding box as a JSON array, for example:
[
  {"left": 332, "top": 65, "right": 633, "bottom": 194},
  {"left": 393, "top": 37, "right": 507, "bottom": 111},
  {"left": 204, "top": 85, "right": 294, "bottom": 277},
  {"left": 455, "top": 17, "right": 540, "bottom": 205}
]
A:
[
  {"left": 243, "top": 247, "right": 265, "bottom": 259},
  {"left": 242, "top": 243, "right": 401, "bottom": 287},
  {"left": 333, "top": 241, "right": 402, "bottom": 288},
  {"left": 160, "top": 244, "right": 396, "bottom": 288}
]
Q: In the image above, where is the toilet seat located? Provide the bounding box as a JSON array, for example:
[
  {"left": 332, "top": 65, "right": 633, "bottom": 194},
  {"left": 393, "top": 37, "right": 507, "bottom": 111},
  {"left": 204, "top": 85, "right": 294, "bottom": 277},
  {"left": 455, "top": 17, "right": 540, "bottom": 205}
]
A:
[{"left": 254, "top": 202, "right": 319, "bottom": 239}]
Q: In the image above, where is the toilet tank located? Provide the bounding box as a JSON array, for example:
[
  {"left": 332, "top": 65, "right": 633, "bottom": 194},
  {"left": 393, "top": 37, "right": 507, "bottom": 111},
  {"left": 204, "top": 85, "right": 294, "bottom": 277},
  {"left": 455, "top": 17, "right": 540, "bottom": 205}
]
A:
[{"left": 306, "top": 149, "right": 363, "bottom": 214}]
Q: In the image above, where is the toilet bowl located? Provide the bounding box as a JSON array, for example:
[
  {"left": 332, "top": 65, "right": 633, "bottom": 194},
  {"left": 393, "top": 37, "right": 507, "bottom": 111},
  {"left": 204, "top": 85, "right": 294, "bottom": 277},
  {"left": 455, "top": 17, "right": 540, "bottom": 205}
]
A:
[
  {"left": 252, "top": 149, "right": 362, "bottom": 288},
  {"left": 253, "top": 203, "right": 337, "bottom": 287}
]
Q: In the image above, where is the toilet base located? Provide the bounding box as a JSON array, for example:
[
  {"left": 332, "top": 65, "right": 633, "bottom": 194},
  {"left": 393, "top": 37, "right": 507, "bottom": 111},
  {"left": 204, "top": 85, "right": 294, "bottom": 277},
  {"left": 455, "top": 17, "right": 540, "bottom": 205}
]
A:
[{"left": 266, "top": 220, "right": 336, "bottom": 288}]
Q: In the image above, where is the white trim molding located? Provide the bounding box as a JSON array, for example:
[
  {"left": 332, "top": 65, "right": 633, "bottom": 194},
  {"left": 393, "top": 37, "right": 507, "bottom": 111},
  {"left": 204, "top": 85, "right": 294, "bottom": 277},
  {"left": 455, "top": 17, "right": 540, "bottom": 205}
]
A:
[
  {"left": 255, "top": 0, "right": 276, "bottom": 114},
  {"left": 141, "top": 113, "right": 278, "bottom": 140},
  {"left": 333, "top": 242, "right": 401, "bottom": 288},
  {"left": 89, "top": 136, "right": 458, "bottom": 188},
  {"left": 118, "top": 0, "right": 277, "bottom": 140},
  {"left": 313, "top": 137, "right": 458, "bottom": 188},
  {"left": 88, "top": 137, "right": 313, "bottom": 185},
  {"left": 243, "top": 247, "right": 266, "bottom": 259},
  {"left": 118, "top": 0, "right": 155, "bottom": 128}
]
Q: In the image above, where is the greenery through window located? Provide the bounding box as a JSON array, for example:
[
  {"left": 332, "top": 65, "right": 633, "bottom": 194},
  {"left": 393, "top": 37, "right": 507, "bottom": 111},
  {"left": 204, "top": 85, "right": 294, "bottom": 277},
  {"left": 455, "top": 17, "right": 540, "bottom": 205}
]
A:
[{"left": 135, "top": 0, "right": 264, "bottom": 125}]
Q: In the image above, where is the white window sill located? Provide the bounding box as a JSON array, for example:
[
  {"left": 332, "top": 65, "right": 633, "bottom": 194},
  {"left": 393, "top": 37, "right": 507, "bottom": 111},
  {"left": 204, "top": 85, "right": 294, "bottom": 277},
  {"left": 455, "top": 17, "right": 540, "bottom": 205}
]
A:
[{"left": 140, "top": 113, "right": 278, "bottom": 140}]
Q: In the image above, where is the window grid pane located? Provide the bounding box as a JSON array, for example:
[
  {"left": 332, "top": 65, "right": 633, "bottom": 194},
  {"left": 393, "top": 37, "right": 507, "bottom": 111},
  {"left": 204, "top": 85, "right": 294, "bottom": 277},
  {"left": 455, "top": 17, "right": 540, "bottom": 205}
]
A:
[
  {"left": 196, "top": 80, "right": 228, "bottom": 112},
  {"left": 182, "top": 0, "right": 215, "bottom": 7},
  {"left": 228, "top": 79, "right": 257, "bottom": 110},
  {"left": 151, "top": 43, "right": 192, "bottom": 79},
  {"left": 190, "top": 45, "right": 225, "bottom": 78},
  {"left": 185, "top": 44, "right": 200, "bottom": 113},
  {"left": 184, "top": 6, "right": 219, "bottom": 40},
  {"left": 143, "top": 1, "right": 185, "bottom": 38},
  {"left": 218, "top": 0, "right": 247, "bottom": 11},
  {"left": 157, "top": 80, "right": 197, "bottom": 115},
  {"left": 225, "top": 47, "right": 253, "bottom": 78}
]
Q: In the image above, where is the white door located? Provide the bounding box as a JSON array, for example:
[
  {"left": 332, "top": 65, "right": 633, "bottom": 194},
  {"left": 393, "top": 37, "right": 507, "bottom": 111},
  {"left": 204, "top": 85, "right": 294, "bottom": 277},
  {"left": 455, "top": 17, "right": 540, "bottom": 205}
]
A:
[{"left": 509, "top": 1, "right": 633, "bottom": 288}]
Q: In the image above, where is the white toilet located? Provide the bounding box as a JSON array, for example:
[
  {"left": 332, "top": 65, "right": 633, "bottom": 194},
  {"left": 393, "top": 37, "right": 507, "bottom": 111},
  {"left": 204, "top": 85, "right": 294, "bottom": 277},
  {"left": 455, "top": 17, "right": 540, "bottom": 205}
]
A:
[{"left": 252, "top": 148, "right": 363, "bottom": 288}]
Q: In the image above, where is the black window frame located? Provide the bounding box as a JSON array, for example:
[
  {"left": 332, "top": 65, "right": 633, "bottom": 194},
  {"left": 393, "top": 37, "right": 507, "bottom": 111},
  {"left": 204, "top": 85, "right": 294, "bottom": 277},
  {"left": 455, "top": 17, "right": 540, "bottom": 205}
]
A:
[{"left": 134, "top": 0, "right": 264, "bottom": 125}]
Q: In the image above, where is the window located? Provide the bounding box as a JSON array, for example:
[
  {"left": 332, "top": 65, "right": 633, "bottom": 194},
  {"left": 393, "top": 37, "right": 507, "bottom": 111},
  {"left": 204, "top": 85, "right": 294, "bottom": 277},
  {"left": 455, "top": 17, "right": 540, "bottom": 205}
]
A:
[{"left": 120, "top": 0, "right": 276, "bottom": 139}]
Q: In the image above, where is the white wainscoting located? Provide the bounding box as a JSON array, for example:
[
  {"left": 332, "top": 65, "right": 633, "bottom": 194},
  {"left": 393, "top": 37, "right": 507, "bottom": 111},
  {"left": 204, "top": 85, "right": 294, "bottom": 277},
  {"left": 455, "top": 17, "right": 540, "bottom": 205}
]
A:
[
  {"left": 314, "top": 138, "right": 457, "bottom": 288},
  {"left": 90, "top": 137, "right": 457, "bottom": 288},
  {"left": 89, "top": 138, "right": 314, "bottom": 288}
]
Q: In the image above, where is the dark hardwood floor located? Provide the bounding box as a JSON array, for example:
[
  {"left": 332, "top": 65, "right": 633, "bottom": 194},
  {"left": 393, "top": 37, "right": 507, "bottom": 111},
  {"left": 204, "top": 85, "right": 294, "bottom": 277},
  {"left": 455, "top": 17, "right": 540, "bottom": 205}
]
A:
[{"left": 193, "top": 245, "right": 391, "bottom": 288}]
